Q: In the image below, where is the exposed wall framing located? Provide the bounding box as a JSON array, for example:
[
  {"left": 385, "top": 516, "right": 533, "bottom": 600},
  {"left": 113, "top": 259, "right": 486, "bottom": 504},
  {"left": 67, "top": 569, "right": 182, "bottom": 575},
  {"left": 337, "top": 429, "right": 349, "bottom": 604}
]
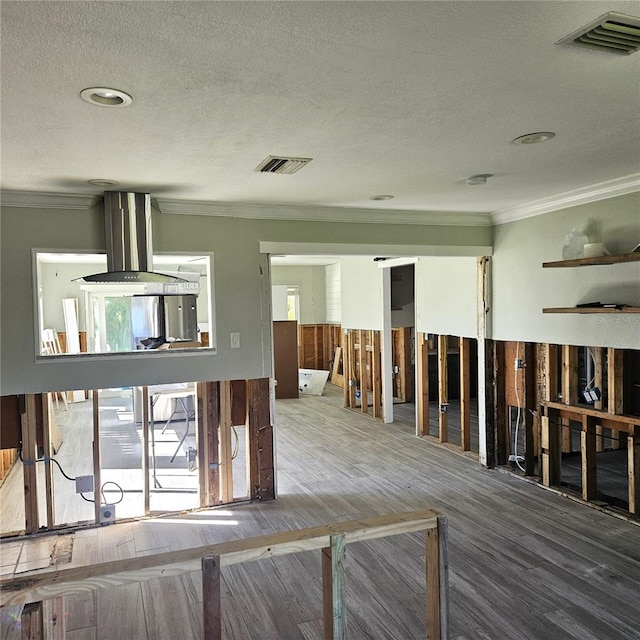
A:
[
  {"left": 298, "top": 324, "right": 342, "bottom": 372},
  {"left": 342, "top": 329, "right": 383, "bottom": 417},
  {"left": 2, "top": 378, "right": 275, "bottom": 537}
]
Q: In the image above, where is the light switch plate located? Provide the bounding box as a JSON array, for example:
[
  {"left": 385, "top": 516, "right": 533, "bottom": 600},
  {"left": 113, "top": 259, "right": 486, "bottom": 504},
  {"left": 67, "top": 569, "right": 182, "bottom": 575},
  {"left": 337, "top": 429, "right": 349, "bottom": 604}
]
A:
[{"left": 230, "top": 332, "right": 240, "bottom": 349}]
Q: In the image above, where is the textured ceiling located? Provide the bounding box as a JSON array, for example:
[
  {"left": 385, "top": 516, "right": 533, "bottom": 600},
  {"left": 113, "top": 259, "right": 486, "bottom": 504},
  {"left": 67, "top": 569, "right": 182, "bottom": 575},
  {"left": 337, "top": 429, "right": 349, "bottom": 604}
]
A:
[{"left": 1, "top": 1, "right": 639, "bottom": 217}]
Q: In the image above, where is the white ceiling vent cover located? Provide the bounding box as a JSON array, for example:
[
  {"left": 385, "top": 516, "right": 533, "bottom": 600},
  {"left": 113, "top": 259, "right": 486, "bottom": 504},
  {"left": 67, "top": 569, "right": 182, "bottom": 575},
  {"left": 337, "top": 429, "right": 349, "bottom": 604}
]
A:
[
  {"left": 255, "top": 156, "right": 312, "bottom": 174},
  {"left": 557, "top": 12, "right": 640, "bottom": 55}
]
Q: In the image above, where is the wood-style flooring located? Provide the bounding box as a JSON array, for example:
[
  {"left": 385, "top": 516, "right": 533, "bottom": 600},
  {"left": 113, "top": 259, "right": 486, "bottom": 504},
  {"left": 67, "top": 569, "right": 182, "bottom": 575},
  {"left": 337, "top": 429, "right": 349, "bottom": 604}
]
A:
[{"left": 2, "top": 385, "right": 640, "bottom": 639}]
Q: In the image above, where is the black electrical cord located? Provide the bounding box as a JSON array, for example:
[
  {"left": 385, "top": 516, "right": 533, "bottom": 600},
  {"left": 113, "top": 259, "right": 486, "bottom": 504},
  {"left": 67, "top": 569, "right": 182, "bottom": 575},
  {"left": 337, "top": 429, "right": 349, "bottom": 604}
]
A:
[{"left": 19, "top": 441, "right": 124, "bottom": 505}]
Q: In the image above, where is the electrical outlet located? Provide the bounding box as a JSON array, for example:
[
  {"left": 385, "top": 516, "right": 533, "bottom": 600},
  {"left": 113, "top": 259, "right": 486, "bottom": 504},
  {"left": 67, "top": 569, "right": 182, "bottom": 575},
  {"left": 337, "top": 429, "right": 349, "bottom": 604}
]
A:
[
  {"left": 75, "top": 475, "right": 94, "bottom": 494},
  {"left": 230, "top": 332, "right": 240, "bottom": 349},
  {"left": 99, "top": 504, "right": 116, "bottom": 525}
]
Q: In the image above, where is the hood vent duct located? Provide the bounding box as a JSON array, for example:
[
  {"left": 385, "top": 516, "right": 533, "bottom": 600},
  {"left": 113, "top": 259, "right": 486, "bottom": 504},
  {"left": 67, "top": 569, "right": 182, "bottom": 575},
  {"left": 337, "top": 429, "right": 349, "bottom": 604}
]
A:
[
  {"left": 557, "top": 12, "right": 640, "bottom": 55},
  {"left": 80, "top": 191, "right": 185, "bottom": 283}
]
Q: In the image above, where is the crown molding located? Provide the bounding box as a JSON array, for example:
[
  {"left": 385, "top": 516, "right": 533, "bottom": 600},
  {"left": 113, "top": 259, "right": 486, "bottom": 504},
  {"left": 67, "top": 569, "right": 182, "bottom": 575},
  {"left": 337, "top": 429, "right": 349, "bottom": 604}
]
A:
[
  {"left": 491, "top": 174, "right": 640, "bottom": 225},
  {"left": 0, "top": 190, "right": 99, "bottom": 210},
  {"left": 156, "top": 198, "right": 492, "bottom": 227},
  {"left": 0, "top": 189, "right": 491, "bottom": 226}
]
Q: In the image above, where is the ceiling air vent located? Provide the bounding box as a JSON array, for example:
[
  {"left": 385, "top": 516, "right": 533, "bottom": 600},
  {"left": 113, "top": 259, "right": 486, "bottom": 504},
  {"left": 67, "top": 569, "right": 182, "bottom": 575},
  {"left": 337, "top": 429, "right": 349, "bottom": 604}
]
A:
[
  {"left": 255, "top": 156, "right": 312, "bottom": 174},
  {"left": 557, "top": 12, "right": 640, "bottom": 55}
]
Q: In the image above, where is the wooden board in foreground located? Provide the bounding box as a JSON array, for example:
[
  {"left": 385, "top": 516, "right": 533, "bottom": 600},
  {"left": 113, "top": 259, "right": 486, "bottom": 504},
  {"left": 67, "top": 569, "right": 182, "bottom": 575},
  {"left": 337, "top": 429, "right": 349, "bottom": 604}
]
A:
[{"left": 1, "top": 509, "right": 440, "bottom": 607}]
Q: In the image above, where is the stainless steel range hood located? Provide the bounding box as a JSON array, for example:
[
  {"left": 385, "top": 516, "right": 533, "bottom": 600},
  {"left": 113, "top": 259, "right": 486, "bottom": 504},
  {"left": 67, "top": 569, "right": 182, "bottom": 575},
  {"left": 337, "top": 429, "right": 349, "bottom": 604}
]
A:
[{"left": 80, "top": 191, "right": 185, "bottom": 283}]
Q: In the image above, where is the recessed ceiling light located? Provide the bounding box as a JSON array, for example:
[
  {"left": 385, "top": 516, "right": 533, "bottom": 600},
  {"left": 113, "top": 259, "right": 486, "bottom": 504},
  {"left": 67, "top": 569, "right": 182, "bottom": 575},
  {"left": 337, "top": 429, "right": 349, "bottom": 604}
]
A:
[
  {"left": 465, "top": 174, "right": 493, "bottom": 186},
  {"left": 88, "top": 179, "right": 120, "bottom": 187},
  {"left": 80, "top": 87, "right": 133, "bottom": 107},
  {"left": 512, "top": 132, "right": 555, "bottom": 145},
  {"left": 370, "top": 195, "right": 394, "bottom": 201}
]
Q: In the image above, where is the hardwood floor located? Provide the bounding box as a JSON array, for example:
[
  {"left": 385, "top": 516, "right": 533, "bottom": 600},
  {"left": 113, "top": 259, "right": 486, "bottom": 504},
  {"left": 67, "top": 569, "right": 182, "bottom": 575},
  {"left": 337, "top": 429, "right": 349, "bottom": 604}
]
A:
[{"left": 2, "top": 384, "right": 640, "bottom": 639}]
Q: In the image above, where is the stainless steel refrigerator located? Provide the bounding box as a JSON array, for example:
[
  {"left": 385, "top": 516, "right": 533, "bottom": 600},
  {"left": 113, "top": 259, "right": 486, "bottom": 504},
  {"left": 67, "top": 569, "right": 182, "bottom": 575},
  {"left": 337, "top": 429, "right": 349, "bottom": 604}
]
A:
[{"left": 131, "top": 295, "right": 198, "bottom": 349}]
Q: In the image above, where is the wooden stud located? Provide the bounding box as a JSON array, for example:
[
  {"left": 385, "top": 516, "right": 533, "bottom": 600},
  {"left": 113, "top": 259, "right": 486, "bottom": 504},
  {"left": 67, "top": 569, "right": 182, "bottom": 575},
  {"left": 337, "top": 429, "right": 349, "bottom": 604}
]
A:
[
  {"left": 416, "top": 332, "right": 429, "bottom": 437},
  {"left": 593, "top": 347, "right": 604, "bottom": 451},
  {"left": 628, "top": 426, "right": 640, "bottom": 515},
  {"left": 92, "top": 390, "right": 102, "bottom": 523},
  {"left": 202, "top": 556, "right": 222, "bottom": 640},
  {"left": 331, "top": 346, "right": 343, "bottom": 387},
  {"left": 627, "top": 424, "right": 640, "bottom": 515},
  {"left": 141, "top": 387, "right": 150, "bottom": 515},
  {"left": 561, "top": 345, "right": 578, "bottom": 453},
  {"left": 197, "top": 382, "right": 220, "bottom": 507},
  {"left": 219, "top": 381, "right": 234, "bottom": 503},
  {"left": 322, "top": 534, "right": 347, "bottom": 640},
  {"left": 43, "top": 598, "right": 65, "bottom": 640},
  {"left": 342, "top": 331, "right": 350, "bottom": 408},
  {"left": 543, "top": 344, "right": 558, "bottom": 403},
  {"left": 459, "top": 338, "right": 471, "bottom": 451},
  {"left": 437, "top": 335, "right": 448, "bottom": 443},
  {"left": 21, "top": 395, "right": 39, "bottom": 534},
  {"left": 372, "top": 331, "right": 382, "bottom": 418},
  {"left": 482, "top": 339, "right": 496, "bottom": 468},
  {"left": 41, "top": 394, "right": 55, "bottom": 528},
  {"left": 524, "top": 342, "right": 536, "bottom": 476},
  {"left": 247, "top": 378, "right": 274, "bottom": 501},
  {"left": 426, "top": 515, "right": 449, "bottom": 640},
  {"left": 21, "top": 601, "right": 44, "bottom": 640},
  {"left": 608, "top": 348, "right": 623, "bottom": 450},
  {"left": 359, "top": 330, "right": 368, "bottom": 413},
  {"left": 494, "top": 341, "right": 507, "bottom": 467},
  {"left": 541, "top": 411, "right": 561, "bottom": 487},
  {"left": 581, "top": 415, "right": 597, "bottom": 501}
]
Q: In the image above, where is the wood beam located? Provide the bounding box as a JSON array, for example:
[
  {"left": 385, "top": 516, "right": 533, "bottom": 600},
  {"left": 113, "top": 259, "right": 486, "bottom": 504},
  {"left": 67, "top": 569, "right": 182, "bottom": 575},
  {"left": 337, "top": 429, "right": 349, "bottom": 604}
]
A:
[
  {"left": 593, "top": 347, "right": 604, "bottom": 451},
  {"left": 247, "top": 378, "right": 274, "bottom": 501},
  {"left": 494, "top": 341, "right": 507, "bottom": 467},
  {"left": 608, "top": 348, "right": 623, "bottom": 450},
  {"left": 219, "top": 381, "right": 234, "bottom": 503},
  {"left": 371, "top": 331, "right": 382, "bottom": 418},
  {"left": 561, "top": 345, "right": 578, "bottom": 453},
  {"left": 202, "top": 556, "right": 222, "bottom": 640},
  {"left": 197, "top": 382, "right": 220, "bottom": 507},
  {"left": 92, "top": 390, "right": 102, "bottom": 523},
  {"left": 359, "top": 330, "right": 368, "bottom": 414},
  {"left": 524, "top": 342, "right": 536, "bottom": 476},
  {"left": 541, "top": 411, "right": 561, "bottom": 487},
  {"left": 629, "top": 426, "right": 640, "bottom": 515},
  {"left": 416, "top": 332, "right": 429, "bottom": 437},
  {"left": 437, "top": 335, "right": 448, "bottom": 443},
  {"left": 21, "top": 601, "right": 43, "bottom": 640},
  {"left": 581, "top": 415, "right": 597, "bottom": 501},
  {"left": 43, "top": 598, "right": 65, "bottom": 640},
  {"left": 426, "top": 515, "right": 449, "bottom": 640},
  {"left": 460, "top": 338, "right": 471, "bottom": 451},
  {"left": 322, "top": 534, "right": 347, "bottom": 640},
  {"left": 20, "top": 395, "right": 39, "bottom": 534},
  {"left": 342, "top": 331, "right": 349, "bottom": 408},
  {"left": 41, "top": 394, "right": 55, "bottom": 528},
  {"left": 141, "top": 387, "right": 150, "bottom": 515}
]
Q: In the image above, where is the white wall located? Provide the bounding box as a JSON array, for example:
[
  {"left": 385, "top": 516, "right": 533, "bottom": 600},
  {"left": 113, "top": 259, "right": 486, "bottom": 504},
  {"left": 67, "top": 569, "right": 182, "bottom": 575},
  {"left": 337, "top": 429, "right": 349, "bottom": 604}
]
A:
[
  {"left": 270, "top": 265, "right": 326, "bottom": 324},
  {"left": 415, "top": 257, "right": 478, "bottom": 338},
  {"left": 340, "top": 257, "right": 383, "bottom": 330},
  {"left": 2, "top": 203, "right": 489, "bottom": 394},
  {"left": 492, "top": 192, "right": 640, "bottom": 349},
  {"left": 325, "top": 263, "right": 341, "bottom": 324}
]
